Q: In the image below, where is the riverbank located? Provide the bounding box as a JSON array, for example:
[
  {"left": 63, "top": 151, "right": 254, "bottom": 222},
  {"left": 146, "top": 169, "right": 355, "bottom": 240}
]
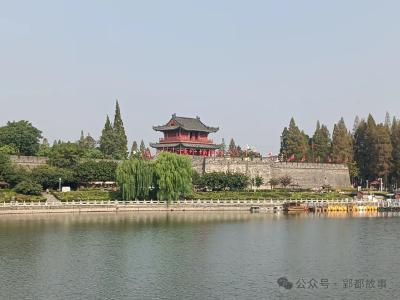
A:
[{"left": 0, "top": 200, "right": 284, "bottom": 214}]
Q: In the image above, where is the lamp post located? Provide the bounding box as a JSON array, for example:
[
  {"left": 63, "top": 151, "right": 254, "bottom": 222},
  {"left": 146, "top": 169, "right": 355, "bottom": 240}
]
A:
[
  {"left": 59, "top": 178, "right": 62, "bottom": 192},
  {"left": 378, "top": 178, "right": 383, "bottom": 192}
]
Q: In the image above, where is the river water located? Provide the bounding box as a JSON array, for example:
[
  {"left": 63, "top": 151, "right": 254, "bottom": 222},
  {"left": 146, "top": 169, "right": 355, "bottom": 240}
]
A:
[{"left": 0, "top": 212, "right": 399, "bottom": 299}]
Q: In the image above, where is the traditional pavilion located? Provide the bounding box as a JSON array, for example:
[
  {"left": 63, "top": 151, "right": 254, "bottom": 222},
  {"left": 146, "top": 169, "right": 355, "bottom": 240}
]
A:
[{"left": 150, "top": 114, "right": 220, "bottom": 156}]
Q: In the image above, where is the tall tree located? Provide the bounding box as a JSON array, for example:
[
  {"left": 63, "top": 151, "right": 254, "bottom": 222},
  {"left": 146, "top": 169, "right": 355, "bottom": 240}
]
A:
[
  {"left": 0, "top": 120, "right": 42, "bottom": 156},
  {"left": 99, "top": 115, "right": 114, "bottom": 157},
  {"left": 229, "top": 138, "right": 236, "bottom": 153},
  {"left": 352, "top": 116, "right": 360, "bottom": 135},
  {"left": 354, "top": 118, "right": 369, "bottom": 181},
  {"left": 391, "top": 118, "right": 400, "bottom": 185},
  {"left": 129, "top": 141, "right": 138, "bottom": 158},
  {"left": 374, "top": 124, "right": 392, "bottom": 181},
  {"left": 384, "top": 112, "right": 391, "bottom": 129},
  {"left": 112, "top": 100, "right": 128, "bottom": 159},
  {"left": 312, "top": 121, "right": 331, "bottom": 162},
  {"left": 139, "top": 140, "right": 146, "bottom": 154},
  {"left": 279, "top": 118, "right": 309, "bottom": 161},
  {"left": 331, "top": 118, "right": 353, "bottom": 163}
]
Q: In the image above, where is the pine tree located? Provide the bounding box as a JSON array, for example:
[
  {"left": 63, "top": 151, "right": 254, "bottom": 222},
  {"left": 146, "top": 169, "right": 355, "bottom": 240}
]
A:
[
  {"left": 331, "top": 118, "right": 353, "bottom": 163},
  {"left": 374, "top": 124, "right": 392, "bottom": 180},
  {"left": 385, "top": 112, "right": 391, "bottom": 129},
  {"left": 353, "top": 116, "right": 360, "bottom": 135},
  {"left": 229, "top": 138, "right": 236, "bottom": 153},
  {"left": 312, "top": 121, "right": 331, "bottom": 162},
  {"left": 112, "top": 100, "right": 128, "bottom": 160},
  {"left": 354, "top": 118, "right": 369, "bottom": 181},
  {"left": 130, "top": 141, "right": 138, "bottom": 158},
  {"left": 391, "top": 118, "right": 400, "bottom": 185},
  {"left": 279, "top": 118, "right": 309, "bottom": 161},
  {"left": 140, "top": 140, "right": 146, "bottom": 154},
  {"left": 99, "top": 115, "right": 114, "bottom": 157}
]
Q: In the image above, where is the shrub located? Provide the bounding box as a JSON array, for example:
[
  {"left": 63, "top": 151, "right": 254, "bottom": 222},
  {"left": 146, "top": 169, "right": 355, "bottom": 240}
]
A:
[
  {"left": 74, "top": 160, "right": 117, "bottom": 185},
  {"left": 31, "top": 165, "right": 76, "bottom": 189},
  {"left": 198, "top": 172, "right": 250, "bottom": 191},
  {"left": 14, "top": 181, "right": 42, "bottom": 196}
]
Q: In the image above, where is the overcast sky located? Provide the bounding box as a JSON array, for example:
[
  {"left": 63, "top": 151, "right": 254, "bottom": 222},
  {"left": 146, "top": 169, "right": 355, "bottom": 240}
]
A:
[{"left": 1, "top": 1, "right": 399, "bottom": 154}]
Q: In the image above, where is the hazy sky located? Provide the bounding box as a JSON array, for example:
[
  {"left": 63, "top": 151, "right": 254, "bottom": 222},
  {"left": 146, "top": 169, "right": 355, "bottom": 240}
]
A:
[{"left": 1, "top": 1, "right": 399, "bottom": 154}]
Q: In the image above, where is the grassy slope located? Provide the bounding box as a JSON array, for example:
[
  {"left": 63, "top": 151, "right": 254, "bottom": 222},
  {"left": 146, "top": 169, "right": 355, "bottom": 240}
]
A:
[{"left": 0, "top": 189, "right": 46, "bottom": 202}]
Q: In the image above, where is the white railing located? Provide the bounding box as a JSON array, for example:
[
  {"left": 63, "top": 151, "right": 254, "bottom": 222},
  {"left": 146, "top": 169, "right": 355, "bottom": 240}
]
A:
[{"left": 0, "top": 198, "right": 389, "bottom": 208}]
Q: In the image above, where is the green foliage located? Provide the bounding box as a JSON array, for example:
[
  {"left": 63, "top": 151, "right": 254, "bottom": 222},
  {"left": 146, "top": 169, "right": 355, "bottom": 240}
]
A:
[
  {"left": 99, "top": 101, "right": 128, "bottom": 159},
  {"left": 268, "top": 178, "right": 280, "bottom": 189},
  {"left": 0, "top": 144, "right": 18, "bottom": 155},
  {"left": 75, "top": 160, "right": 117, "bottom": 185},
  {"left": 48, "top": 142, "right": 81, "bottom": 168},
  {"left": 331, "top": 118, "right": 353, "bottom": 163},
  {"left": 99, "top": 115, "right": 114, "bottom": 157},
  {"left": 0, "top": 120, "right": 42, "bottom": 155},
  {"left": 0, "top": 154, "right": 30, "bottom": 187},
  {"left": 190, "top": 190, "right": 352, "bottom": 201},
  {"left": 0, "top": 153, "right": 13, "bottom": 182},
  {"left": 154, "top": 152, "right": 193, "bottom": 201},
  {"left": 112, "top": 101, "right": 128, "bottom": 159},
  {"left": 116, "top": 159, "right": 154, "bottom": 200},
  {"left": 312, "top": 121, "right": 331, "bottom": 162},
  {"left": 14, "top": 180, "right": 42, "bottom": 196},
  {"left": 196, "top": 172, "right": 250, "bottom": 191},
  {"left": 254, "top": 175, "right": 264, "bottom": 188},
  {"left": 82, "top": 148, "right": 104, "bottom": 159},
  {"left": 0, "top": 189, "right": 45, "bottom": 203},
  {"left": 37, "top": 138, "right": 51, "bottom": 157},
  {"left": 31, "top": 165, "right": 75, "bottom": 189},
  {"left": 53, "top": 189, "right": 118, "bottom": 202},
  {"left": 129, "top": 141, "right": 138, "bottom": 158},
  {"left": 280, "top": 118, "right": 309, "bottom": 161}
]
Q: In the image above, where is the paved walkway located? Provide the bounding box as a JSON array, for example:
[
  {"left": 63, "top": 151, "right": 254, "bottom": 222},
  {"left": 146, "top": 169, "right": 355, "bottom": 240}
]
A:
[{"left": 43, "top": 192, "right": 61, "bottom": 206}]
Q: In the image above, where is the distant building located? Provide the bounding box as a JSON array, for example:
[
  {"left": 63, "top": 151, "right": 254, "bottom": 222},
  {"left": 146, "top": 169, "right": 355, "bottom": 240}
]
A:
[{"left": 150, "top": 114, "right": 220, "bottom": 156}]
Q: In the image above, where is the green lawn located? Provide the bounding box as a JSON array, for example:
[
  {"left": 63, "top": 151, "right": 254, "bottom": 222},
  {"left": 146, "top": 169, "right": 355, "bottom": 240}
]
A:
[
  {"left": 0, "top": 189, "right": 46, "bottom": 203},
  {"left": 53, "top": 189, "right": 119, "bottom": 202}
]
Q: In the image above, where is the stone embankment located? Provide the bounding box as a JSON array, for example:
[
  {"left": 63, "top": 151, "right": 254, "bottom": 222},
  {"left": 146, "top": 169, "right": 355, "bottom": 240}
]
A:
[{"left": 0, "top": 200, "right": 284, "bottom": 215}]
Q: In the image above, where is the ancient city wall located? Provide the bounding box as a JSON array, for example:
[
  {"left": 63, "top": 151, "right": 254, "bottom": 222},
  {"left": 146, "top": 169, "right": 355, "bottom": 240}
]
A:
[
  {"left": 9, "top": 155, "right": 351, "bottom": 189},
  {"left": 191, "top": 157, "right": 351, "bottom": 189},
  {"left": 10, "top": 155, "right": 48, "bottom": 169}
]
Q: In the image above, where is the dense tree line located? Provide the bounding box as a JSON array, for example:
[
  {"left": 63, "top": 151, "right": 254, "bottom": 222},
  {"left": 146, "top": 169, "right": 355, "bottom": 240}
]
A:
[{"left": 279, "top": 113, "right": 400, "bottom": 188}]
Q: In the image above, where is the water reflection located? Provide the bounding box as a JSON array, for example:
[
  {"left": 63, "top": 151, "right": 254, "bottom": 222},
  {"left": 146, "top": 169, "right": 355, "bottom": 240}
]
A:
[{"left": 1, "top": 211, "right": 400, "bottom": 299}]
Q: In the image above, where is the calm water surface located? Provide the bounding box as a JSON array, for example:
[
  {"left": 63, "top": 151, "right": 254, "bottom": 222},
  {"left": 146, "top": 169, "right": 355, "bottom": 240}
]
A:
[{"left": 0, "top": 212, "right": 399, "bottom": 300}]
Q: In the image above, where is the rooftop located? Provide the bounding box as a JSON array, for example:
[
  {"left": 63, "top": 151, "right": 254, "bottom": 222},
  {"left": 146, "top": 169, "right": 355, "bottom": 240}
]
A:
[{"left": 153, "top": 114, "right": 219, "bottom": 133}]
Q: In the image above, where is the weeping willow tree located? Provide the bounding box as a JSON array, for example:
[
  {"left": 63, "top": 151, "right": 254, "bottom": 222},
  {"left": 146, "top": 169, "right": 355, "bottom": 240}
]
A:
[
  {"left": 154, "top": 152, "right": 193, "bottom": 202},
  {"left": 116, "top": 159, "right": 154, "bottom": 200}
]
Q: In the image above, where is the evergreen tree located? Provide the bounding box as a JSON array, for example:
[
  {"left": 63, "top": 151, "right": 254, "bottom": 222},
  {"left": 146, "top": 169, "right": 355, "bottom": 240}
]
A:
[
  {"left": 279, "top": 118, "right": 308, "bottom": 161},
  {"left": 352, "top": 116, "right": 360, "bottom": 135},
  {"left": 391, "top": 119, "right": 400, "bottom": 185},
  {"left": 331, "top": 118, "right": 353, "bottom": 163},
  {"left": 112, "top": 100, "right": 128, "bottom": 159},
  {"left": 99, "top": 115, "right": 114, "bottom": 157},
  {"left": 374, "top": 124, "right": 392, "bottom": 180},
  {"left": 140, "top": 140, "right": 146, "bottom": 154},
  {"left": 312, "top": 121, "right": 331, "bottom": 162},
  {"left": 229, "top": 138, "right": 236, "bottom": 153},
  {"left": 354, "top": 118, "right": 369, "bottom": 181},
  {"left": 385, "top": 112, "right": 391, "bottom": 129},
  {"left": 130, "top": 141, "right": 138, "bottom": 158}
]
